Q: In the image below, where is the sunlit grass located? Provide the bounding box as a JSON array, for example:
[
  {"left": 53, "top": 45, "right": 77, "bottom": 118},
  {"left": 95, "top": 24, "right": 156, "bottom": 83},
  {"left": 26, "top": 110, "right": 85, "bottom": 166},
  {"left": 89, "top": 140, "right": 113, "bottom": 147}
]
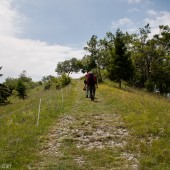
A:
[
  {"left": 0, "top": 83, "right": 75, "bottom": 169},
  {"left": 1, "top": 79, "right": 170, "bottom": 169},
  {"left": 100, "top": 80, "right": 170, "bottom": 169}
]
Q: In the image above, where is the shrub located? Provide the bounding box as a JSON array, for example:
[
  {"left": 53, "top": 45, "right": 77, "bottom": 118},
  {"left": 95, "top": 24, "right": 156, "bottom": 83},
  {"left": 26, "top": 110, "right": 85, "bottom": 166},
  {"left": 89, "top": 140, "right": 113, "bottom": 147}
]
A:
[
  {"left": 44, "top": 82, "right": 51, "bottom": 90},
  {"left": 145, "top": 80, "right": 155, "bottom": 92},
  {"left": 61, "top": 74, "right": 71, "bottom": 87},
  {"left": 0, "top": 84, "right": 11, "bottom": 104},
  {"left": 16, "top": 80, "right": 27, "bottom": 99}
]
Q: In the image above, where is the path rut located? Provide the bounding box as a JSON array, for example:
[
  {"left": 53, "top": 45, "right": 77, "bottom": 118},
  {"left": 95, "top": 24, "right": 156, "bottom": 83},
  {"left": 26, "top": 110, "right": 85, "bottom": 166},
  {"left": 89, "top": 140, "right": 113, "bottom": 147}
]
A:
[{"left": 36, "top": 81, "right": 139, "bottom": 170}]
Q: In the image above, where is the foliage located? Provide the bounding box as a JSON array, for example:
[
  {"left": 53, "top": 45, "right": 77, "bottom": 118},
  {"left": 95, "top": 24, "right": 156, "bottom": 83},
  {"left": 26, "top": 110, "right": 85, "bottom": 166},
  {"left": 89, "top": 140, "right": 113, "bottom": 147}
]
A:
[
  {"left": 18, "top": 70, "right": 38, "bottom": 89},
  {"left": 55, "top": 58, "right": 82, "bottom": 75},
  {"left": 2, "top": 70, "right": 40, "bottom": 101},
  {"left": 58, "top": 24, "right": 169, "bottom": 94},
  {"left": 107, "top": 29, "right": 134, "bottom": 88},
  {"left": 81, "top": 24, "right": 169, "bottom": 93},
  {"left": 60, "top": 73, "right": 71, "bottom": 86},
  {"left": 145, "top": 79, "right": 155, "bottom": 92},
  {"left": 0, "top": 84, "right": 11, "bottom": 104},
  {"left": 0, "top": 66, "right": 3, "bottom": 77},
  {"left": 42, "top": 75, "right": 55, "bottom": 83},
  {"left": 44, "top": 82, "right": 51, "bottom": 90},
  {"left": 3, "top": 77, "right": 18, "bottom": 93},
  {"left": 43, "top": 74, "right": 71, "bottom": 90},
  {"left": 0, "top": 67, "right": 11, "bottom": 104},
  {"left": 130, "top": 24, "right": 170, "bottom": 93},
  {"left": 16, "top": 80, "right": 27, "bottom": 99},
  {"left": 83, "top": 35, "right": 103, "bottom": 82}
]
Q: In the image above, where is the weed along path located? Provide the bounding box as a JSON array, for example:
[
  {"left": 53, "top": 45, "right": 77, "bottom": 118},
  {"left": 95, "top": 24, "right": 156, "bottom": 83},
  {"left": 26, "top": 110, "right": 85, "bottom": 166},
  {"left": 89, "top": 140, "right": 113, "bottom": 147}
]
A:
[{"left": 37, "top": 80, "right": 139, "bottom": 170}]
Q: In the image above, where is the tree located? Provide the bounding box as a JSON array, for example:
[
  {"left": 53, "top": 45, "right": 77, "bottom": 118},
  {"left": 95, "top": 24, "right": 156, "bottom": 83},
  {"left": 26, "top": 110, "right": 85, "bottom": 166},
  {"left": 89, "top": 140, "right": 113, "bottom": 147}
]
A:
[
  {"left": 83, "top": 35, "right": 103, "bottom": 82},
  {"left": 55, "top": 60, "right": 72, "bottom": 75},
  {"left": 150, "top": 25, "right": 170, "bottom": 93},
  {"left": 98, "top": 32, "right": 115, "bottom": 69},
  {"left": 16, "top": 80, "right": 27, "bottom": 99},
  {"left": 130, "top": 24, "right": 153, "bottom": 88},
  {"left": 0, "top": 66, "right": 2, "bottom": 77},
  {"left": 19, "top": 70, "right": 32, "bottom": 83},
  {"left": 81, "top": 55, "right": 96, "bottom": 73},
  {"left": 18, "top": 70, "right": 37, "bottom": 89},
  {"left": 42, "top": 75, "right": 55, "bottom": 83},
  {"left": 107, "top": 29, "right": 134, "bottom": 88},
  {"left": 69, "top": 58, "right": 80, "bottom": 73},
  {"left": 83, "top": 35, "right": 98, "bottom": 71},
  {"left": 0, "top": 67, "right": 11, "bottom": 104},
  {"left": 55, "top": 58, "right": 82, "bottom": 76},
  {"left": 4, "top": 77, "right": 18, "bottom": 93},
  {"left": 42, "top": 75, "right": 55, "bottom": 90},
  {"left": 0, "top": 84, "right": 11, "bottom": 104},
  {"left": 130, "top": 24, "right": 170, "bottom": 93}
]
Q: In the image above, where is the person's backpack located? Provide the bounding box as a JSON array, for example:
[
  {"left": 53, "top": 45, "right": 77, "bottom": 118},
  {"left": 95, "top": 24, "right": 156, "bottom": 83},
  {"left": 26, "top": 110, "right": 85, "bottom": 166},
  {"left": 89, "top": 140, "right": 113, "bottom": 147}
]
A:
[{"left": 87, "top": 73, "right": 95, "bottom": 86}]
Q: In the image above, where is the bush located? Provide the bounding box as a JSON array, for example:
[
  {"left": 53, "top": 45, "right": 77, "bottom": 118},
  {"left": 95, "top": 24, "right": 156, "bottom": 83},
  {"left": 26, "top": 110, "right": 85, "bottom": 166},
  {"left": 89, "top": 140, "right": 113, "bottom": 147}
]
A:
[
  {"left": 43, "top": 74, "right": 71, "bottom": 90},
  {"left": 16, "top": 80, "right": 27, "bottom": 99},
  {"left": 0, "top": 84, "right": 11, "bottom": 104},
  {"left": 61, "top": 74, "right": 71, "bottom": 87},
  {"left": 44, "top": 82, "right": 51, "bottom": 90},
  {"left": 101, "top": 69, "right": 109, "bottom": 80},
  {"left": 145, "top": 80, "right": 155, "bottom": 92}
]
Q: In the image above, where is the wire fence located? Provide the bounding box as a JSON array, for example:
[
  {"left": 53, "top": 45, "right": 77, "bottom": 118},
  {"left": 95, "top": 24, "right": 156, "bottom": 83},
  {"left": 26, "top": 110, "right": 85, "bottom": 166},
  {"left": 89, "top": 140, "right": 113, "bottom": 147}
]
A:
[
  {"left": 0, "top": 84, "right": 71, "bottom": 126},
  {"left": 0, "top": 84, "right": 72, "bottom": 168}
]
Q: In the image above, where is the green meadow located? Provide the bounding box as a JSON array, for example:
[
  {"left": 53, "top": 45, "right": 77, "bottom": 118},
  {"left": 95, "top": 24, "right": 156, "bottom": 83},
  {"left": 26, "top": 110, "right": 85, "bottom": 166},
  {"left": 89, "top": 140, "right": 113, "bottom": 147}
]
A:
[{"left": 0, "top": 80, "right": 170, "bottom": 169}]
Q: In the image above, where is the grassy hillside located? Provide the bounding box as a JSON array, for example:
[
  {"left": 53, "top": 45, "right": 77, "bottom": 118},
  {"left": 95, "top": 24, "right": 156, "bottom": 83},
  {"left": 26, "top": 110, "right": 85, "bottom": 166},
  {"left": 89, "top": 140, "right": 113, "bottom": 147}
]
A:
[
  {"left": 102, "top": 81, "right": 170, "bottom": 169},
  {"left": 0, "top": 80, "right": 170, "bottom": 169},
  {"left": 0, "top": 83, "right": 75, "bottom": 169}
]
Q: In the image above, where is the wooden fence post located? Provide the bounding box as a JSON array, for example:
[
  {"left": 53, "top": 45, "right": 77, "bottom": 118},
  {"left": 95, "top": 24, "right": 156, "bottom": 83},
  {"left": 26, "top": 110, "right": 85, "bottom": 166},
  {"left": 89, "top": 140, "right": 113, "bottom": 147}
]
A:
[{"left": 37, "top": 98, "right": 42, "bottom": 127}]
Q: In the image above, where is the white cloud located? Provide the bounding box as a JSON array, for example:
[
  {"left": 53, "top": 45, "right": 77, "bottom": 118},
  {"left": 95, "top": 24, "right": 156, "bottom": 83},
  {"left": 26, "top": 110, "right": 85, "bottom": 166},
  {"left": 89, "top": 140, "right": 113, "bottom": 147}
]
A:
[
  {"left": 0, "top": 0, "right": 85, "bottom": 82},
  {"left": 111, "top": 9, "right": 170, "bottom": 37},
  {"left": 0, "top": 0, "right": 23, "bottom": 36},
  {"left": 128, "top": 0, "right": 141, "bottom": 3},
  {"left": 127, "top": 0, "right": 151, "bottom": 4},
  {"left": 147, "top": 10, "right": 157, "bottom": 17},
  {"left": 112, "top": 18, "right": 133, "bottom": 29},
  {"left": 0, "top": 35, "right": 85, "bottom": 82},
  {"left": 144, "top": 10, "right": 170, "bottom": 36}
]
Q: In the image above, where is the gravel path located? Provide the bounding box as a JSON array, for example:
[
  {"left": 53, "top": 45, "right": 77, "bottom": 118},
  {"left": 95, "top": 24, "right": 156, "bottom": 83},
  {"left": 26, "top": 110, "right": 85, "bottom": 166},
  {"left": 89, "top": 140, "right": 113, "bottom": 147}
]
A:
[{"left": 36, "top": 82, "right": 139, "bottom": 170}]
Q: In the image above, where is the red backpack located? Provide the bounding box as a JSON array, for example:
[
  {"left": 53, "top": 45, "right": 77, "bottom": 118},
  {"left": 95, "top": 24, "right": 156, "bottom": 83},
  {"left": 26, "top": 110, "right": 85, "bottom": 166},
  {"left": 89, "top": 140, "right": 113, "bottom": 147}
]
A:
[{"left": 87, "top": 73, "right": 96, "bottom": 86}]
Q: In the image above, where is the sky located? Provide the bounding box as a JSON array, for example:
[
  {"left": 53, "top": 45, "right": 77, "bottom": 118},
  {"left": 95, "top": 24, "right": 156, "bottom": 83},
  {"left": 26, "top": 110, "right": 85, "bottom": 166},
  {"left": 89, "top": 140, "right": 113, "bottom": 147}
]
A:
[{"left": 0, "top": 0, "right": 170, "bottom": 82}]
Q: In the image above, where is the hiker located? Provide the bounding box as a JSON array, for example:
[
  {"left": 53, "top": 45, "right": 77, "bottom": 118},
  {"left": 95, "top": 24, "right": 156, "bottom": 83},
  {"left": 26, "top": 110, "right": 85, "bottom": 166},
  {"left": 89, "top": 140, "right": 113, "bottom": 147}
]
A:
[
  {"left": 87, "top": 71, "right": 98, "bottom": 101},
  {"left": 84, "top": 71, "right": 90, "bottom": 98}
]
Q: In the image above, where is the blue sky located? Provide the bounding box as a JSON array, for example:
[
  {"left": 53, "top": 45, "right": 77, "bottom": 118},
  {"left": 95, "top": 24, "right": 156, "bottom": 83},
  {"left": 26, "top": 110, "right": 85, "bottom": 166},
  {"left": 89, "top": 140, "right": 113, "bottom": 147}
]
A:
[{"left": 0, "top": 0, "right": 170, "bottom": 82}]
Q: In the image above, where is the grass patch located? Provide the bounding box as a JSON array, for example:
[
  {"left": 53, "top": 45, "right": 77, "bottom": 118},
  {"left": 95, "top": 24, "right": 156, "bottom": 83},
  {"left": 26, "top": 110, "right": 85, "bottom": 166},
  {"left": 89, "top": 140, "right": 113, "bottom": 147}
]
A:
[
  {"left": 101, "top": 80, "right": 170, "bottom": 169},
  {"left": 0, "top": 83, "right": 75, "bottom": 169}
]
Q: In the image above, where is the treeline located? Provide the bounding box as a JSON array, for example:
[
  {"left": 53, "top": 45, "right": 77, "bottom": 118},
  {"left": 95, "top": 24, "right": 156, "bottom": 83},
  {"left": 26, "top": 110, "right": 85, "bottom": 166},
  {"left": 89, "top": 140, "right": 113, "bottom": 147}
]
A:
[
  {"left": 1, "top": 24, "right": 169, "bottom": 104},
  {"left": 0, "top": 68, "right": 71, "bottom": 104},
  {"left": 56, "top": 24, "right": 170, "bottom": 94}
]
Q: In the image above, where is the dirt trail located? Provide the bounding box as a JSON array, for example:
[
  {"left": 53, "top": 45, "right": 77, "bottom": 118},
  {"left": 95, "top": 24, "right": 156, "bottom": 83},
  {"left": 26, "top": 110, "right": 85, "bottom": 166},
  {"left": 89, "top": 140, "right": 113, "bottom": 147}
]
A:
[{"left": 37, "top": 81, "right": 139, "bottom": 170}]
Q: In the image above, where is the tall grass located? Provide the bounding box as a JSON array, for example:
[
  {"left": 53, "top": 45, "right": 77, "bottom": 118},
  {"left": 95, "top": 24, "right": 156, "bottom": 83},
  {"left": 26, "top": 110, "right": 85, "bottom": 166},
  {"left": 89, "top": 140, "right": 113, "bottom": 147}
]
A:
[
  {"left": 101, "top": 80, "right": 170, "bottom": 169},
  {"left": 0, "top": 83, "right": 75, "bottom": 169},
  {"left": 1, "top": 79, "right": 170, "bottom": 169}
]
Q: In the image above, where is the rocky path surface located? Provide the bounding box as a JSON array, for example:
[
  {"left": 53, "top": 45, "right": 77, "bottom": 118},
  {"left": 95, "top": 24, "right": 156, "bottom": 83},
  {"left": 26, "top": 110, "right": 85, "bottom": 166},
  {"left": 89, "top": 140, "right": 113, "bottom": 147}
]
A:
[{"left": 37, "top": 81, "right": 139, "bottom": 170}]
